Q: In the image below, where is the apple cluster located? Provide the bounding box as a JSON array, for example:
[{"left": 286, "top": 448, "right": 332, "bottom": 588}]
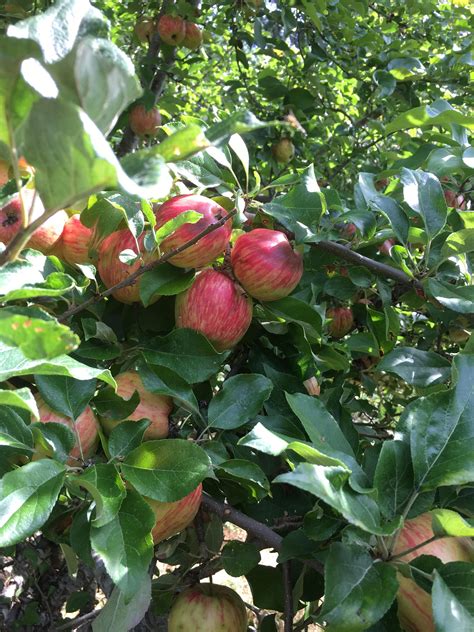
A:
[{"left": 134, "top": 14, "right": 203, "bottom": 50}]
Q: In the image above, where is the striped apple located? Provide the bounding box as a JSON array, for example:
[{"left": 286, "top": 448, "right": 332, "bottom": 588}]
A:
[
  {"left": 153, "top": 194, "right": 232, "bottom": 269},
  {"left": 55, "top": 214, "right": 94, "bottom": 265},
  {"left": 168, "top": 583, "right": 248, "bottom": 632},
  {"left": 35, "top": 395, "right": 99, "bottom": 464},
  {"left": 327, "top": 306, "right": 353, "bottom": 338},
  {"left": 101, "top": 371, "right": 172, "bottom": 439},
  {"left": 97, "top": 228, "right": 160, "bottom": 304},
  {"left": 146, "top": 483, "right": 202, "bottom": 544},
  {"left": 231, "top": 228, "right": 303, "bottom": 302},
  {"left": 393, "top": 512, "right": 473, "bottom": 632},
  {"left": 175, "top": 269, "right": 253, "bottom": 351}
]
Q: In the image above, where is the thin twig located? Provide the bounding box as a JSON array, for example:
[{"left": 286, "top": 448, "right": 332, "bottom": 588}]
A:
[
  {"left": 389, "top": 535, "right": 440, "bottom": 561},
  {"left": 54, "top": 609, "right": 99, "bottom": 631},
  {"left": 282, "top": 561, "right": 294, "bottom": 632}
]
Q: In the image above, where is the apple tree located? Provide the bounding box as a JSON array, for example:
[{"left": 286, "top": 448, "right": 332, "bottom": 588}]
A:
[{"left": 0, "top": 0, "right": 473, "bottom": 630}]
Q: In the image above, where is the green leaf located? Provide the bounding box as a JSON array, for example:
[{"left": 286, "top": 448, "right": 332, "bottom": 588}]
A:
[
  {"left": 137, "top": 361, "right": 199, "bottom": 414},
  {"left": 142, "top": 329, "right": 230, "bottom": 384},
  {"left": 432, "top": 563, "right": 474, "bottom": 632},
  {"left": 217, "top": 459, "right": 270, "bottom": 500},
  {"left": 0, "top": 271, "right": 76, "bottom": 303},
  {"left": 221, "top": 541, "right": 261, "bottom": 577},
  {"left": 35, "top": 375, "right": 96, "bottom": 420},
  {"left": 373, "top": 441, "right": 414, "bottom": 520},
  {"left": 156, "top": 125, "right": 210, "bottom": 162},
  {"left": 387, "top": 100, "right": 474, "bottom": 134},
  {"left": 263, "top": 297, "right": 322, "bottom": 338},
  {"left": 78, "top": 464, "right": 126, "bottom": 528},
  {"left": 32, "top": 422, "right": 75, "bottom": 462},
  {"left": 441, "top": 230, "right": 474, "bottom": 259},
  {"left": 228, "top": 133, "right": 249, "bottom": 183},
  {"left": 90, "top": 489, "right": 154, "bottom": 600},
  {"left": 0, "top": 406, "right": 34, "bottom": 452},
  {"left": 140, "top": 264, "right": 195, "bottom": 306},
  {"left": 377, "top": 347, "right": 451, "bottom": 387},
  {"left": 0, "top": 255, "right": 45, "bottom": 296},
  {"left": 92, "top": 576, "right": 151, "bottom": 632},
  {"left": 0, "top": 460, "right": 66, "bottom": 546},
  {"left": 431, "top": 509, "right": 474, "bottom": 537},
  {"left": 0, "top": 388, "right": 39, "bottom": 419},
  {"left": 319, "top": 543, "right": 398, "bottom": 632},
  {"left": 93, "top": 386, "right": 139, "bottom": 421},
  {"left": 207, "top": 374, "right": 273, "bottom": 429},
  {"left": 121, "top": 439, "right": 211, "bottom": 502},
  {"left": 427, "top": 279, "right": 474, "bottom": 314},
  {"left": 108, "top": 420, "right": 151, "bottom": 460},
  {"left": 206, "top": 110, "right": 270, "bottom": 145},
  {"left": 400, "top": 169, "right": 447, "bottom": 239}
]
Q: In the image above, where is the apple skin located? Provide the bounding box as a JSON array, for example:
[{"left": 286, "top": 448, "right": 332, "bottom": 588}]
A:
[
  {"left": 303, "top": 377, "right": 320, "bottom": 396},
  {"left": 0, "top": 159, "right": 9, "bottom": 186},
  {"left": 327, "top": 307, "right": 354, "bottom": 338},
  {"left": 271, "top": 138, "right": 295, "bottom": 163},
  {"left": 444, "top": 189, "right": 466, "bottom": 210},
  {"left": 231, "top": 228, "right": 303, "bottom": 302},
  {"left": 98, "top": 228, "right": 160, "bottom": 304},
  {"left": 129, "top": 105, "right": 161, "bottom": 137},
  {"left": 181, "top": 22, "right": 203, "bottom": 49},
  {"left": 157, "top": 15, "right": 186, "bottom": 46},
  {"left": 146, "top": 483, "right": 202, "bottom": 544},
  {"left": 54, "top": 214, "right": 94, "bottom": 265},
  {"left": 379, "top": 238, "right": 396, "bottom": 256},
  {"left": 101, "top": 371, "right": 172, "bottom": 440},
  {"left": 35, "top": 395, "right": 99, "bottom": 464},
  {"left": 154, "top": 194, "right": 232, "bottom": 269},
  {"left": 168, "top": 583, "right": 248, "bottom": 632},
  {"left": 134, "top": 19, "right": 155, "bottom": 43},
  {"left": 175, "top": 269, "right": 253, "bottom": 351},
  {"left": 392, "top": 512, "right": 473, "bottom": 632}
]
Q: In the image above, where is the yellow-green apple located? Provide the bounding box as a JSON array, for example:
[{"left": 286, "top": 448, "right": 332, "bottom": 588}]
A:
[
  {"left": 175, "top": 269, "right": 253, "bottom": 351},
  {"left": 327, "top": 306, "right": 353, "bottom": 338},
  {"left": 271, "top": 138, "right": 294, "bottom": 163},
  {"left": 54, "top": 214, "right": 94, "bottom": 265},
  {"left": 146, "top": 483, "right": 202, "bottom": 544},
  {"left": 157, "top": 15, "right": 186, "bottom": 45},
  {"left": 181, "top": 22, "right": 203, "bottom": 49},
  {"left": 392, "top": 512, "right": 473, "bottom": 632},
  {"left": 168, "top": 583, "right": 248, "bottom": 632},
  {"left": 35, "top": 395, "right": 99, "bottom": 464},
  {"left": 101, "top": 371, "right": 171, "bottom": 439},
  {"left": 230, "top": 228, "right": 303, "bottom": 301},
  {"left": 129, "top": 104, "right": 161, "bottom": 137},
  {"left": 97, "top": 229, "right": 160, "bottom": 304},
  {"left": 153, "top": 194, "right": 232, "bottom": 269},
  {"left": 134, "top": 19, "right": 155, "bottom": 43}
]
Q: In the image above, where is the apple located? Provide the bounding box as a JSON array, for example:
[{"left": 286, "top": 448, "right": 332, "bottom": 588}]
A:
[
  {"left": 134, "top": 19, "right": 155, "bottom": 43},
  {"left": 35, "top": 395, "right": 99, "bottom": 464},
  {"left": 97, "top": 228, "right": 161, "bottom": 304},
  {"left": 444, "top": 189, "right": 466, "bottom": 210},
  {"left": 101, "top": 371, "right": 172, "bottom": 439},
  {"left": 54, "top": 214, "right": 94, "bottom": 265},
  {"left": 303, "top": 377, "right": 320, "bottom": 396},
  {"left": 327, "top": 307, "right": 353, "bottom": 338},
  {"left": 0, "top": 159, "right": 10, "bottom": 186},
  {"left": 392, "top": 512, "right": 473, "bottom": 632},
  {"left": 181, "top": 22, "right": 203, "bottom": 49},
  {"left": 175, "top": 269, "right": 253, "bottom": 351},
  {"left": 231, "top": 228, "right": 303, "bottom": 301},
  {"left": 341, "top": 222, "right": 357, "bottom": 239},
  {"left": 154, "top": 194, "right": 232, "bottom": 269},
  {"left": 146, "top": 483, "right": 202, "bottom": 544},
  {"left": 157, "top": 15, "right": 186, "bottom": 46},
  {"left": 168, "top": 583, "right": 248, "bottom": 632},
  {"left": 379, "top": 238, "right": 396, "bottom": 256},
  {"left": 129, "top": 104, "right": 161, "bottom": 137},
  {"left": 271, "top": 138, "right": 295, "bottom": 163},
  {"left": 0, "top": 189, "right": 67, "bottom": 253}
]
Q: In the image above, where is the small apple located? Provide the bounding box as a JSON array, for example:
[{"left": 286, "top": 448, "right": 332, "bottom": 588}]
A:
[
  {"left": 146, "top": 483, "right": 202, "bottom": 544},
  {"left": 175, "top": 268, "right": 253, "bottom": 351},
  {"left": 271, "top": 138, "right": 295, "bottom": 163},
  {"left": 378, "top": 238, "right": 396, "bottom": 256},
  {"left": 134, "top": 19, "right": 155, "bottom": 43},
  {"left": 154, "top": 194, "right": 232, "bottom": 269},
  {"left": 157, "top": 15, "right": 186, "bottom": 46},
  {"left": 327, "top": 307, "right": 354, "bottom": 338},
  {"left": 97, "top": 229, "right": 161, "bottom": 304},
  {"left": 101, "top": 371, "right": 172, "bottom": 439},
  {"left": 54, "top": 214, "right": 94, "bottom": 265},
  {"left": 181, "top": 22, "right": 203, "bottom": 49},
  {"left": 129, "top": 104, "right": 161, "bottom": 137},
  {"left": 303, "top": 377, "right": 320, "bottom": 396},
  {"left": 231, "top": 228, "right": 303, "bottom": 301},
  {"left": 0, "top": 159, "right": 10, "bottom": 186},
  {"left": 340, "top": 222, "right": 357, "bottom": 239},
  {"left": 444, "top": 189, "right": 466, "bottom": 210},
  {"left": 168, "top": 583, "right": 248, "bottom": 632}
]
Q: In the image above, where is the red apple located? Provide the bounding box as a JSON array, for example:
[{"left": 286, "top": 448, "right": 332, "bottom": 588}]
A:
[
  {"left": 181, "top": 22, "right": 203, "bottom": 49},
  {"left": 444, "top": 189, "right": 466, "bottom": 210},
  {"left": 154, "top": 194, "right": 232, "bottom": 269},
  {"left": 134, "top": 19, "right": 155, "bottom": 43},
  {"left": 157, "top": 15, "right": 186, "bottom": 46},
  {"left": 54, "top": 214, "right": 94, "bottom": 265},
  {"left": 392, "top": 512, "right": 473, "bottom": 632},
  {"left": 340, "top": 222, "right": 357, "bottom": 239},
  {"left": 175, "top": 269, "right": 253, "bottom": 351},
  {"left": 129, "top": 104, "right": 161, "bottom": 137},
  {"left": 101, "top": 371, "right": 172, "bottom": 439},
  {"left": 327, "top": 307, "right": 353, "bottom": 338},
  {"left": 0, "top": 159, "right": 9, "bottom": 186},
  {"left": 379, "top": 238, "right": 396, "bottom": 256},
  {"left": 168, "top": 583, "right": 248, "bottom": 632},
  {"left": 231, "top": 228, "right": 303, "bottom": 302},
  {"left": 146, "top": 483, "right": 202, "bottom": 544},
  {"left": 271, "top": 138, "right": 295, "bottom": 163},
  {"left": 97, "top": 229, "right": 160, "bottom": 304},
  {"left": 35, "top": 395, "right": 99, "bottom": 464}
]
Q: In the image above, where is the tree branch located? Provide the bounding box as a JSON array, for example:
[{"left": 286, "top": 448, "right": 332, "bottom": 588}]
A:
[{"left": 282, "top": 561, "right": 294, "bottom": 632}]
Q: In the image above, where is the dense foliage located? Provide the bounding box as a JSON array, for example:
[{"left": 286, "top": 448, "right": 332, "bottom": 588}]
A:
[{"left": 0, "top": 0, "right": 473, "bottom": 630}]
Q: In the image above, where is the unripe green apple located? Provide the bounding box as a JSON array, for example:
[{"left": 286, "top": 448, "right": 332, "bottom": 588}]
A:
[
  {"left": 181, "top": 22, "right": 203, "bottom": 49},
  {"left": 134, "top": 19, "right": 155, "bottom": 43},
  {"left": 271, "top": 138, "right": 295, "bottom": 163}
]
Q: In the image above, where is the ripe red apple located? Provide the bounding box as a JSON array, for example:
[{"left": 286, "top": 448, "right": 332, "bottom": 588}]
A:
[
  {"left": 101, "top": 371, "right": 172, "bottom": 439},
  {"left": 154, "top": 194, "right": 232, "bottom": 269},
  {"left": 175, "top": 269, "right": 253, "bottom": 351},
  {"left": 379, "top": 238, "right": 396, "bottom": 256},
  {"left": 0, "top": 190, "right": 67, "bottom": 253},
  {"left": 97, "top": 229, "right": 160, "bottom": 304},
  {"left": 271, "top": 138, "right": 295, "bottom": 163},
  {"left": 157, "top": 15, "right": 186, "bottom": 46},
  {"left": 340, "top": 222, "right": 357, "bottom": 239},
  {"left": 129, "top": 104, "right": 161, "bottom": 137},
  {"left": 392, "top": 512, "right": 473, "bottom": 632},
  {"left": 146, "top": 483, "right": 202, "bottom": 544},
  {"left": 181, "top": 22, "right": 203, "bottom": 49},
  {"left": 327, "top": 307, "right": 354, "bottom": 338},
  {"left": 134, "top": 19, "right": 155, "bottom": 43},
  {"left": 444, "top": 189, "right": 466, "bottom": 210},
  {"left": 168, "top": 583, "right": 248, "bottom": 632},
  {"left": 35, "top": 395, "right": 99, "bottom": 464},
  {"left": 54, "top": 214, "right": 94, "bottom": 265},
  {"left": 231, "top": 228, "right": 303, "bottom": 302}
]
